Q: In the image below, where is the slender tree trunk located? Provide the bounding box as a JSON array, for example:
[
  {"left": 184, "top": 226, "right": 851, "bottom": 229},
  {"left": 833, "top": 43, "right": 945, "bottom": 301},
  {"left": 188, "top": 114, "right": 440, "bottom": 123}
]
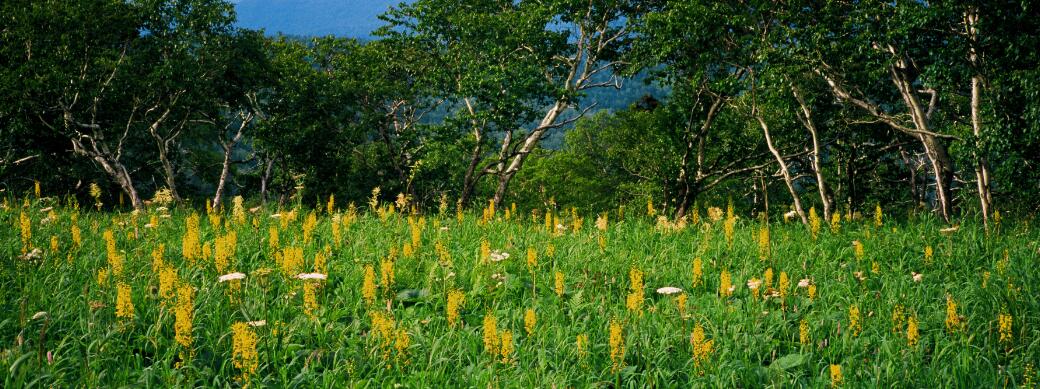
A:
[
  {"left": 492, "top": 101, "right": 566, "bottom": 207},
  {"left": 676, "top": 95, "right": 724, "bottom": 219},
  {"left": 756, "top": 114, "right": 808, "bottom": 226},
  {"left": 459, "top": 98, "right": 486, "bottom": 206},
  {"left": 889, "top": 59, "right": 954, "bottom": 223},
  {"left": 213, "top": 114, "right": 252, "bottom": 209},
  {"left": 972, "top": 75, "right": 992, "bottom": 223},
  {"left": 791, "top": 85, "right": 833, "bottom": 221},
  {"left": 966, "top": 8, "right": 993, "bottom": 227},
  {"left": 260, "top": 156, "right": 275, "bottom": 206}
]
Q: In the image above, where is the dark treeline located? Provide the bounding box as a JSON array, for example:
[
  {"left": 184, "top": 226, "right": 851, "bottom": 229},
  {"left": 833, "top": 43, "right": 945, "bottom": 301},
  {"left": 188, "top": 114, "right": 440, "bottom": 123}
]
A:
[{"left": 2, "top": 0, "right": 1039, "bottom": 224}]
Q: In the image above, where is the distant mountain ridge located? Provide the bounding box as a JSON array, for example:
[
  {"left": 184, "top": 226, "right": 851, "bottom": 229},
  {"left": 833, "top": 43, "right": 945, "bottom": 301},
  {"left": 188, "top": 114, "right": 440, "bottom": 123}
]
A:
[{"left": 233, "top": 0, "right": 401, "bottom": 37}]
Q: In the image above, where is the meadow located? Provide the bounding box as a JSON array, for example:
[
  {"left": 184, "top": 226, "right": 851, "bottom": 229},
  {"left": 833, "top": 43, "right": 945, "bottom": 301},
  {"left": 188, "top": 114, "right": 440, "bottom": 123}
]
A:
[{"left": 2, "top": 192, "right": 1038, "bottom": 387}]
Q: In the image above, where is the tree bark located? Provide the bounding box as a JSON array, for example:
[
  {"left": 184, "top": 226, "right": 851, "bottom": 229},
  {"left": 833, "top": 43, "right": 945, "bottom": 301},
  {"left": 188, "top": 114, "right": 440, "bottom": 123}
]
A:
[
  {"left": 676, "top": 95, "right": 724, "bottom": 219},
  {"left": 212, "top": 113, "right": 252, "bottom": 210},
  {"left": 791, "top": 84, "right": 833, "bottom": 221},
  {"left": 966, "top": 8, "right": 993, "bottom": 227},
  {"left": 755, "top": 113, "right": 808, "bottom": 225},
  {"left": 492, "top": 101, "right": 566, "bottom": 206},
  {"left": 146, "top": 106, "right": 180, "bottom": 201}
]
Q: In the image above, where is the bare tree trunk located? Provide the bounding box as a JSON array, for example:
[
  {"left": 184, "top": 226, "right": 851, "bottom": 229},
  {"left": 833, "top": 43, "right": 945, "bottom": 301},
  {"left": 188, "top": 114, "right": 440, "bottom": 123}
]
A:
[
  {"left": 899, "top": 146, "right": 920, "bottom": 210},
  {"left": 755, "top": 114, "right": 808, "bottom": 226},
  {"left": 966, "top": 8, "right": 993, "bottom": 227},
  {"left": 212, "top": 113, "right": 252, "bottom": 210},
  {"left": 676, "top": 95, "right": 724, "bottom": 219},
  {"left": 260, "top": 155, "right": 275, "bottom": 206},
  {"left": 492, "top": 101, "right": 566, "bottom": 207},
  {"left": 791, "top": 85, "right": 833, "bottom": 221}
]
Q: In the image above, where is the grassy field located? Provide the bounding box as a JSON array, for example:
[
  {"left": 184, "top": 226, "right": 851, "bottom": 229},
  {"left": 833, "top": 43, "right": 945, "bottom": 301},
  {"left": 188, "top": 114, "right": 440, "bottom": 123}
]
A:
[{"left": 2, "top": 194, "right": 1038, "bottom": 387}]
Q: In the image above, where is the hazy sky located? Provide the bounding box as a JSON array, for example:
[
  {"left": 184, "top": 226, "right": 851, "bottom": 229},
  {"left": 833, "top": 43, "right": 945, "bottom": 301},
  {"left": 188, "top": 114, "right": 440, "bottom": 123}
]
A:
[{"left": 233, "top": 0, "right": 401, "bottom": 37}]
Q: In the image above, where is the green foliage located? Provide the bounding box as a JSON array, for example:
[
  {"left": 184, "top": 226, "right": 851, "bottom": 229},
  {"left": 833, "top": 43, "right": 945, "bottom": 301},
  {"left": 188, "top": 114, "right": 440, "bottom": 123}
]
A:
[{"left": 1, "top": 198, "right": 1037, "bottom": 386}]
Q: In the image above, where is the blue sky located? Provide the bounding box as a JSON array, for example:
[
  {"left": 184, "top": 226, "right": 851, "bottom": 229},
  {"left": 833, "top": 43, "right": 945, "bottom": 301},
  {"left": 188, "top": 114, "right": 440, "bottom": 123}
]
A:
[{"left": 232, "top": 0, "right": 401, "bottom": 37}]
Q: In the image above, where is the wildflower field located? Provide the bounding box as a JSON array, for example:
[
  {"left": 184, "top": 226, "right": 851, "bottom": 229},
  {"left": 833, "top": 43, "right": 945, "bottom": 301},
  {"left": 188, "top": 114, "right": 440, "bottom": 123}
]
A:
[{"left": 2, "top": 194, "right": 1038, "bottom": 387}]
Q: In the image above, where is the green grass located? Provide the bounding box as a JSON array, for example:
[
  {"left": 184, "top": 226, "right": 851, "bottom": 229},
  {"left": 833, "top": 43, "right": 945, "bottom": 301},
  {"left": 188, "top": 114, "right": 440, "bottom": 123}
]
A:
[{"left": 2, "top": 197, "right": 1038, "bottom": 387}]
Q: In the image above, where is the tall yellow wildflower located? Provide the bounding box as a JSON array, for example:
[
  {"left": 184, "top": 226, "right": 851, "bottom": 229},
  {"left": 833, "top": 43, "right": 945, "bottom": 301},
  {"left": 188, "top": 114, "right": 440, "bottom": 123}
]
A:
[
  {"left": 690, "top": 322, "right": 714, "bottom": 369},
  {"left": 232, "top": 196, "right": 245, "bottom": 224},
  {"left": 104, "top": 229, "right": 123, "bottom": 277},
  {"left": 757, "top": 225, "right": 770, "bottom": 261},
  {"left": 479, "top": 238, "right": 490, "bottom": 264},
  {"left": 302, "top": 212, "right": 317, "bottom": 244},
  {"left": 231, "top": 322, "right": 259, "bottom": 383},
  {"left": 799, "top": 319, "right": 810, "bottom": 345},
  {"left": 830, "top": 212, "right": 841, "bottom": 233},
  {"left": 446, "top": 289, "right": 464, "bottom": 328},
  {"left": 362, "top": 264, "right": 378, "bottom": 305},
  {"left": 116, "top": 282, "right": 134, "bottom": 319},
  {"left": 380, "top": 253, "right": 396, "bottom": 297},
  {"left": 892, "top": 304, "right": 905, "bottom": 333},
  {"left": 303, "top": 281, "right": 319, "bottom": 319},
  {"left": 499, "top": 330, "right": 514, "bottom": 364},
  {"left": 999, "top": 312, "right": 1013, "bottom": 344},
  {"left": 778, "top": 271, "right": 790, "bottom": 300},
  {"left": 159, "top": 266, "right": 178, "bottom": 301},
  {"left": 874, "top": 203, "right": 883, "bottom": 227},
  {"left": 268, "top": 226, "right": 279, "bottom": 252},
  {"left": 526, "top": 247, "right": 537, "bottom": 273},
  {"left": 945, "top": 295, "right": 961, "bottom": 333},
  {"left": 175, "top": 283, "right": 194, "bottom": 349},
  {"left": 692, "top": 257, "right": 703, "bottom": 288},
  {"left": 554, "top": 271, "right": 565, "bottom": 297},
  {"left": 71, "top": 224, "right": 81, "bottom": 249},
  {"left": 849, "top": 304, "right": 861, "bottom": 336},
  {"left": 907, "top": 315, "right": 919, "bottom": 347},
  {"left": 609, "top": 319, "right": 625, "bottom": 372},
  {"left": 182, "top": 213, "right": 201, "bottom": 263},
  {"left": 719, "top": 270, "right": 733, "bottom": 298},
  {"left": 852, "top": 241, "right": 864, "bottom": 261},
  {"left": 214, "top": 231, "right": 237, "bottom": 274},
  {"left": 830, "top": 364, "right": 843, "bottom": 387},
  {"left": 524, "top": 308, "right": 537, "bottom": 336},
  {"left": 576, "top": 333, "right": 589, "bottom": 362},
  {"left": 19, "top": 211, "right": 31, "bottom": 254},
  {"left": 626, "top": 267, "right": 644, "bottom": 314},
  {"left": 482, "top": 311, "right": 499, "bottom": 357},
  {"left": 809, "top": 207, "right": 821, "bottom": 239}
]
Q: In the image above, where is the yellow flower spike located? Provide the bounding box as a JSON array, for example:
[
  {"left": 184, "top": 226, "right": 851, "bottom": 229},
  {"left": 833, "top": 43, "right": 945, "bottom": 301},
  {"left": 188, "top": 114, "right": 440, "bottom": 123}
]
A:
[
  {"left": 848, "top": 305, "right": 861, "bottom": 336},
  {"left": 719, "top": 270, "right": 733, "bottom": 298},
  {"left": 482, "top": 311, "right": 499, "bottom": 357},
  {"left": 499, "top": 330, "right": 514, "bottom": 364},
  {"left": 115, "top": 282, "right": 134, "bottom": 320},
  {"left": 626, "top": 267, "right": 644, "bottom": 314},
  {"left": 175, "top": 283, "right": 194, "bottom": 349},
  {"left": 830, "top": 364, "right": 843, "bottom": 387},
  {"left": 362, "top": 264, "right": 378, "bottom": 306},
  {"left": 446, "top": 289, "right": 464, "bottom": 328},
  {"left": 575, "top": 333, "right": 589, "bottom": 362},
  {"left": 907, "top": 315, "right": 920, "bottom": 347},
  {"left": 554, "top": 271, "right": 565, "bottom": 298},
  {"left": 692, "top": 257, "right": 703, "bottom": 288},
  {"left": 690, "top": 322, "right": 714, "bottom": 370},
  {"left": 799, "top": 319, "right": 810, "bottom": 345},
  {"left": 999, "top": 312, "right": 1013, "bottom": 345},
  {"left": 524, "top": 308, "right": 536, "bottom": 337},
  {"left": 809, "top": 207, "right": 821, "bottom": 239},
  {"left": 945, "top": 295, "right": 961, "bottom": 333},
  {"left": 231, "top": 322, "right": 259, "bottom": 384},
  {"left": 19, "top": 211, "right": 32, "bottom": 254},
  {"left": 609, "top": 319, "right": 625, "bottom": 372}
]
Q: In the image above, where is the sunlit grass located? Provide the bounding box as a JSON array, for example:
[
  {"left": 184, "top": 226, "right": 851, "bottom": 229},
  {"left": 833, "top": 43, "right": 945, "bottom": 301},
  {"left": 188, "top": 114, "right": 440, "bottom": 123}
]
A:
[{"left": 1, "top": 195, "right": 1038, "bottom": 387}]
